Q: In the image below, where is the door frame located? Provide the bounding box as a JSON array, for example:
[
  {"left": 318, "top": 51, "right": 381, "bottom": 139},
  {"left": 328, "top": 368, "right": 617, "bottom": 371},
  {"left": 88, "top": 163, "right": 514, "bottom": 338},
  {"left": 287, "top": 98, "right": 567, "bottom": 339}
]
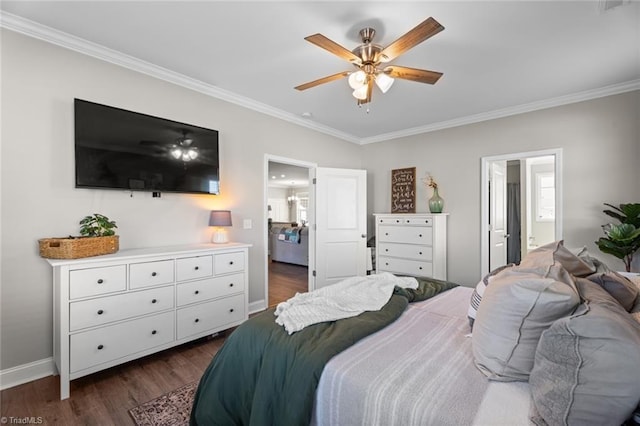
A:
[
  {"left": 263, "top": 154, "right": 317, "bottom": 309},
  {"left": 480, "top": 148, "right": 563, "bottom": 278}
]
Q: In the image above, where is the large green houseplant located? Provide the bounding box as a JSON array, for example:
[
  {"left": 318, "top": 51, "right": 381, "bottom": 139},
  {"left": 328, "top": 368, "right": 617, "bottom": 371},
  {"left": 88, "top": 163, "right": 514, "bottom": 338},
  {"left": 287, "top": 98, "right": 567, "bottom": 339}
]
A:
[{"left": 595, "top": 203, "right": 640, "bottom": 272}]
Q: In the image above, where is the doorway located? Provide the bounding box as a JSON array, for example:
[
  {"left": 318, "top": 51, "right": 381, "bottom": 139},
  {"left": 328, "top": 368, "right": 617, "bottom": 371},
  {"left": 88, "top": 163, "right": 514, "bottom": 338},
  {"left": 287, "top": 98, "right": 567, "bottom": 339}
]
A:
[
  {"left": 264, "top": 155, "right": 315, "bottom": 308},
  {"left": 480, "top": 149, "right": 563, "bottom": 277}
]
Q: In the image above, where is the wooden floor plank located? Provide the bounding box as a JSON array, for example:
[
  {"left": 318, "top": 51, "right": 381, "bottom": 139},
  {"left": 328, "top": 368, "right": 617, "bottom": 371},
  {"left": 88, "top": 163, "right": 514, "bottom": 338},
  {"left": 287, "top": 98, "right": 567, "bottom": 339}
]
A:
[{"left": 1, "top": 261, "right": 307, "bottom": 424}]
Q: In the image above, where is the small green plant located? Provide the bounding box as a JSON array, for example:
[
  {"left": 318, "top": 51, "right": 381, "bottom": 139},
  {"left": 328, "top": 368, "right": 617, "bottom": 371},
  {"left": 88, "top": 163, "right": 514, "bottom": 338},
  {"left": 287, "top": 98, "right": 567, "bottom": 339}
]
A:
[
  {"left": 79, "top": 213, "right": 118, "bottom": 237},
  {"left": 595, "top": 203, "right": 640, "bottom": 272}
]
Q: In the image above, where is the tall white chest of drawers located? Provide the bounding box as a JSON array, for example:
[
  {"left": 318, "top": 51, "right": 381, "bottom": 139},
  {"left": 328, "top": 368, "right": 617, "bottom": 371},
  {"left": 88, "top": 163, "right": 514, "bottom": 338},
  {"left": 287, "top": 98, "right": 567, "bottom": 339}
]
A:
[
  {"left": 374, "top": 213, "right": 448, "bottom": 280},
  {"left": 47, "top": 242, "right": 251, "bottom": 399}
]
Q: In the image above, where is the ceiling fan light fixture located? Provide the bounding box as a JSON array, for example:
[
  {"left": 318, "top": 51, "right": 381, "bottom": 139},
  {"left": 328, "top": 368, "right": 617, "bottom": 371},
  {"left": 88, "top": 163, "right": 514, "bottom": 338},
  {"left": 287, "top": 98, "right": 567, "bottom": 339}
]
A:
[
  {"left": 375, "top": 73, "right": 394, "bottom": 93},
  {"left": 352, "top": 85, "right": 368, "bottom": 100},
  {"left": 348, "top": 70, "right": 367, "bottom": 89},
  {"left": 171, "top": 147, "right": 182, "bottom": 159},
  {"left": 187, "top": 148, "right": 198, "bottom": 160}
]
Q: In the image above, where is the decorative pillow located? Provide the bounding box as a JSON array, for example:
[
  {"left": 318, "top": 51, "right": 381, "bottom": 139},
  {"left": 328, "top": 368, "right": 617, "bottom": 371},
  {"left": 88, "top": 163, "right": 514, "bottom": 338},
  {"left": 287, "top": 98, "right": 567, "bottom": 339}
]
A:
[
  {"left": 530, "top": 279, "right": 640, "bottom": 426},
  {"left": 472, "top": 264, "right": 580, "bottom": 381},
  {"left": 585, "top": 271, "right": 639, "bottom": 312},
  {"left": 519, "top": 240, "right": 595, "bottom": 277},
  {"left": 570, "top": 246, "right": 612, "bottom": 274},
  {"left": 467, "top": 263, "right": 514, "bottom": 330}
]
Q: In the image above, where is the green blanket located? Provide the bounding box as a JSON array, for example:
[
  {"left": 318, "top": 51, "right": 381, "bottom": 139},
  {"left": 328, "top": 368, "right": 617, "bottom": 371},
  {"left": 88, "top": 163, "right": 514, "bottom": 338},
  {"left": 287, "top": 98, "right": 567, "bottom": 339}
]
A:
[{"left": 190, "top": 277, "right": 457, "bottom": 426}]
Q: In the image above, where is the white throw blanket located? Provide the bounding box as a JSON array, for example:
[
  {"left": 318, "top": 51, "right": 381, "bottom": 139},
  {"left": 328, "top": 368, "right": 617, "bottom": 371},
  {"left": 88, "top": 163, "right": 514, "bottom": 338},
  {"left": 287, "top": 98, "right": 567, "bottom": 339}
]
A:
[{"left": 274, "top": 272, "right": 418, "bottom": 334}]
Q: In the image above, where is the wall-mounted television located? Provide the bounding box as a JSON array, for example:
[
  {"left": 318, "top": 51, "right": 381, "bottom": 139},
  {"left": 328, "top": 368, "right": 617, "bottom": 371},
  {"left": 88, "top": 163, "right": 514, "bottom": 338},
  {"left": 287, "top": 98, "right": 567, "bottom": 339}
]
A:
[{"left": 74, "top": 99, "right": 220, "bottom": 195}]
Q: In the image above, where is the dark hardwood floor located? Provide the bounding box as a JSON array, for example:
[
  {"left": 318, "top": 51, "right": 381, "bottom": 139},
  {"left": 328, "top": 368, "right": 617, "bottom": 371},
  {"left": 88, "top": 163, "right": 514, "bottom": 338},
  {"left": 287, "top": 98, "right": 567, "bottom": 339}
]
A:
[
  {"left": 268, "top": 259, "right": 309, "bottom": 307},
  {"left": 0, "top": 261, "right": 308, "bottom": 425}
]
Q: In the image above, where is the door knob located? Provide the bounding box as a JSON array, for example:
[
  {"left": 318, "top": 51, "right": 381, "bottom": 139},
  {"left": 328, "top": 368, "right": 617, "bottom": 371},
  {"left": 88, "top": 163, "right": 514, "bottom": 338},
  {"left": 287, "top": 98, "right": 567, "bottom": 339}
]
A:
[{"left": 361, "top": 234, "right": 366, "bottom": 238}]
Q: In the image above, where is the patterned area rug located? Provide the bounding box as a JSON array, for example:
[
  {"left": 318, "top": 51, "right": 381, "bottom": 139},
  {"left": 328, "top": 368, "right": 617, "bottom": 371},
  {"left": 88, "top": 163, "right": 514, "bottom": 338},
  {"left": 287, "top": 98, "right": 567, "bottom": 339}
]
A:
[{"left": 129, "top": 382, "right": 197, "bottom": 426}]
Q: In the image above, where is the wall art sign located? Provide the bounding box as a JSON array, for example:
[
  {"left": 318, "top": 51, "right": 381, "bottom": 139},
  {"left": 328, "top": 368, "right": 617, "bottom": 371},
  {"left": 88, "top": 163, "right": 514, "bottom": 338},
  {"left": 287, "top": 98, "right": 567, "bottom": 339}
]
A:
[{"left": 391, "top": 167, "right": 416, "bottom": 213}]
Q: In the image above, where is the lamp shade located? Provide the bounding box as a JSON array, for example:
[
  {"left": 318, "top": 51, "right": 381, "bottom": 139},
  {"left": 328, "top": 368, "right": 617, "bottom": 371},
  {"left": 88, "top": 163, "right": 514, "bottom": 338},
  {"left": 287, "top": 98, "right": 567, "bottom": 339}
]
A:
[{"left": 209, "top": 210, "right": 232, "bottom": 227}]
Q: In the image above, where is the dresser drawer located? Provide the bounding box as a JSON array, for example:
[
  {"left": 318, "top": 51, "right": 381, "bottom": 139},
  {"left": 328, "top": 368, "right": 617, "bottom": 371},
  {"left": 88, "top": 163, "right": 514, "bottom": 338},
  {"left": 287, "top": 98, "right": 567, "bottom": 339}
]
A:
[
  {"left": 378, "top": 256, "right": 433, "bottom": 277},
  {"left": 69, "top": 285, "right": 174, "bottom": 331},
  {"left": 177, "top": 273, "right": 245, "bottom": 307},
  {"left": 378, "top": 242, "right": 432, "bottom": 261},
  {"left": 176, "top": 294, "right": 245, "bottom": 340},
  {"left": 70, "top": 311, "right": 174, "bottom": 373},
  {"left": 214, "top": 252, "right": 245, "bottom": 275},
  {"left": 69, "top": 265, "right": 126, "bottom": 300},
  {"left": 378, "top": 225, "right": 433, "bottom": 245},
  {"left": 176, "top": 255, "right": 213, "bottom": 281},
  {"left": 376, "top": 216, "right": 433, "bottom": 226},
  {"left": 130, "top": 260, "right": 174, "bottom": 289}
]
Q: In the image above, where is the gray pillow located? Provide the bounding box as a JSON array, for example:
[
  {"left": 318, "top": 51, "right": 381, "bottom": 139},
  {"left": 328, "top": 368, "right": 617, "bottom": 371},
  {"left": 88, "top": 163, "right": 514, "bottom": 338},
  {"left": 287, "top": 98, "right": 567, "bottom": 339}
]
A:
[
  {"left": 530, "top": 279, "right": 640, "bottom": 426},
  {"left": 467, "top": 263, "right": 515, "bottom": 330},
  {"left": 472, "top": 264, "right": 580, "bottom": 381},
  {"left": 586, "top": 271, "right": 639, "bottom": 312},
  {"left": 519, "top": 240, "right": 595, "bottom": 277}
]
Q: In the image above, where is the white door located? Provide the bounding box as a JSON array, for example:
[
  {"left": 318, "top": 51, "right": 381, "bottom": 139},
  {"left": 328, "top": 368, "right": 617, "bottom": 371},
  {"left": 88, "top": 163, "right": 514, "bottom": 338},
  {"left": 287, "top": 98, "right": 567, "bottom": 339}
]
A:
[
  {"left": 312, "top": 167, "right": 367, "bottom": 290},
  {"left": 489, "top": 160, "right": 508, "bottom": 271}
]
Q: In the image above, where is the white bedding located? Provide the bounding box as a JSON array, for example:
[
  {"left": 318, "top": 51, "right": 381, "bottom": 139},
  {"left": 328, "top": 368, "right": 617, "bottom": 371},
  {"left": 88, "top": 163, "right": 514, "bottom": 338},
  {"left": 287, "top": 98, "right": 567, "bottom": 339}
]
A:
[
  {"left": 275, "top": 273, "right": 418, "bottom": 334},
  {"left": 312, "top": 286, "right": 533, "bottom": 426}
]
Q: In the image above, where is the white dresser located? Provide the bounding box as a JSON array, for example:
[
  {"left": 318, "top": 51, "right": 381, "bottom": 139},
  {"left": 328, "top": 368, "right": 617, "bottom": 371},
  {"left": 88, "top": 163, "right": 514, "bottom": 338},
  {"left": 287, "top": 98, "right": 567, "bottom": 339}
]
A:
[
  {"left": 374, "top": 213, "right": 448, "bottom": 280},
  {"left": 47, "top": 242, "right": 251, "bottom": 399}
]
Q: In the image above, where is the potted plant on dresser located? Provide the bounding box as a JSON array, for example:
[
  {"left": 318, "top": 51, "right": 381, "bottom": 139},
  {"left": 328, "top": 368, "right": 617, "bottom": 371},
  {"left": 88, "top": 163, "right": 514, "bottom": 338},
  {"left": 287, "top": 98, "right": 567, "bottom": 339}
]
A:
[{"left": 39, "top": 213, "right": 119, "bottom": 259}]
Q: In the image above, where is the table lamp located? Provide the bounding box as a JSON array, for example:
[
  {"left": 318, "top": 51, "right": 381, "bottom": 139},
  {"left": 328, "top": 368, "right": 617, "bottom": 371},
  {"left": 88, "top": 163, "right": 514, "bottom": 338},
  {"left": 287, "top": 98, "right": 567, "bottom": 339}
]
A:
[{"left": 209, "top": 210, "right": 232, "bottom": 243}]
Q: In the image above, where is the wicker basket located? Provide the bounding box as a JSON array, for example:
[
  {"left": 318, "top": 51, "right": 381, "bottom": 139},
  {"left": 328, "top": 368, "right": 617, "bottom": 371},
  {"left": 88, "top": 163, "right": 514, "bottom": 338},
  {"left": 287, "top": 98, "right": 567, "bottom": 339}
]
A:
[{"left": 38, "top": 235, "right": 119, "bottom": 259}]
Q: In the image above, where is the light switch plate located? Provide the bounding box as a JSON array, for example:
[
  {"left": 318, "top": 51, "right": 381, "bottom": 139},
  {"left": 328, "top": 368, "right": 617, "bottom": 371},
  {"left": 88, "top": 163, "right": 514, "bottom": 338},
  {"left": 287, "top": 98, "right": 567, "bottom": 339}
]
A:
[{"left": 243, "top": 219, "right": 252, "bottom": 229}]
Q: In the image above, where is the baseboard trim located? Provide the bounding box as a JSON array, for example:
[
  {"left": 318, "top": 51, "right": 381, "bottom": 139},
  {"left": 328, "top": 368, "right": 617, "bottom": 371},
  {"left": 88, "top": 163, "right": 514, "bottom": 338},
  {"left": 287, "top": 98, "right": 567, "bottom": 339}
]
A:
[
  {"left": 0, "top": 358, "right": 56, "bottom": 391},
  {"left": 248, "top": 300, "right": 266, "bottom": 315}
]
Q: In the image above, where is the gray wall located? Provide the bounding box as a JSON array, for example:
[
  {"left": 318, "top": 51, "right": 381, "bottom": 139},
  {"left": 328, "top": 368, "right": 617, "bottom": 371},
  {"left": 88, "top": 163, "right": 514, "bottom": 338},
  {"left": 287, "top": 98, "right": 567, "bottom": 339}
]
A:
[
  {"left": 0, "top": 30, "right": 362, "bottom": 370},
  {"left": 363, "top": 90, "right": 640, "bottom": 286},
  {"left": 2, "top": 28, "right": 639, "bottom": 373}
]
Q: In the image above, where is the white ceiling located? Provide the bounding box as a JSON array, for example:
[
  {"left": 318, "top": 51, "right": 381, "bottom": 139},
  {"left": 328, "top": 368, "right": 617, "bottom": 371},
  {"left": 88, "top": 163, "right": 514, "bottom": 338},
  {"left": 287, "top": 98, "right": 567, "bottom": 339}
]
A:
[{"left": 1, "top": 1, "right": 638, "bottom": 144}]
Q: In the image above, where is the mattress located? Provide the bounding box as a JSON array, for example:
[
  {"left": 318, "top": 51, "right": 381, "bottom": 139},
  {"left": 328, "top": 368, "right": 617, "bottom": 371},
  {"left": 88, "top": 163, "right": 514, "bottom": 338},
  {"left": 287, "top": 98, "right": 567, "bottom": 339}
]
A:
[{"left": 312, "top": 286, "right": 533, "bottom": 426}]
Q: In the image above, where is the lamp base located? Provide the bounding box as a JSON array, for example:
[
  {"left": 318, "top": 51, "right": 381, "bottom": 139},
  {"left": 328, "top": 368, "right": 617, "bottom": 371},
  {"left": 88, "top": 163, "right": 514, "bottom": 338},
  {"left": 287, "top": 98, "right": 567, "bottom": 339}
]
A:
[{"left": 212, "top": 228, "right": 228, "bottom": 244}]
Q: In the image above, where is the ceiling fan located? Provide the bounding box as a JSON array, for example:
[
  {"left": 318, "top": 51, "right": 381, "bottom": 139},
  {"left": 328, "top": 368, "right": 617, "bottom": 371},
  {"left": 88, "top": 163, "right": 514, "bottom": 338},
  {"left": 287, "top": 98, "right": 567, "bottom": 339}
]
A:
[{"left": 295, "top": 17, "right": 444, "bottom": 105}]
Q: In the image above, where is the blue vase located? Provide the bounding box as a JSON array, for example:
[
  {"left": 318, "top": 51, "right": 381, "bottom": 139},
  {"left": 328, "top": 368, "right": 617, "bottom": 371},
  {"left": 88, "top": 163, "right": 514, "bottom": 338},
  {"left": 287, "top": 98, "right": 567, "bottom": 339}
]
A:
[{"left": 429, "top": 188, "right": 444, "bottom": 213}]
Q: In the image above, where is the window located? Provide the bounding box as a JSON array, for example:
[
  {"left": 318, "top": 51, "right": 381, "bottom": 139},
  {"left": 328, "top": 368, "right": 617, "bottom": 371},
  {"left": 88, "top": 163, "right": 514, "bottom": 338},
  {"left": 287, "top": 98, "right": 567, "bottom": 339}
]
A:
[{"left": 536, "top": 173, "right": 555, "bottom": 221}]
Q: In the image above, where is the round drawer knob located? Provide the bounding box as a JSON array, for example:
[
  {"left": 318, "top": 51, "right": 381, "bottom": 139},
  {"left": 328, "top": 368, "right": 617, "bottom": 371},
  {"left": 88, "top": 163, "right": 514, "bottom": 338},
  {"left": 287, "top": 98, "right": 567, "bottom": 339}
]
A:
[
  {"left": 195, "top": 318, "right": 200, "bottom": 323},
  {"left": 97, "top": 309, "right": 104, "bottom": 315},
  {"left": 151, "top": 272, "right": 157, "bottom": 277},
  {"left": 229, "top": 261, "right": 234, "bottom": 265},
  {"left": 385, "top": 232, "right": 389, "bottom": 236},
  {"left": 195, "top": 290, "right": 200, "bottom": 295},
  {"left": 419, "top": 234, "right": 423, "bottom": 237},
  {"left": 385, "top": 262, "right": 389, "bottom": 266},
  {"left": 97, "top": 344, "right": 104, "bottom": 350},
  {"left": 419, "top": 252, "right": 423, "bottom": 255},
  {"left": 194, "top": 266, "right": 199, "bottom": 270},
  {"left": 151, "top": 330, "right": 157, "bottom": 335},
  {"left": 97, "top": 279, "right": 104, "bottom": 284},
  {"left": 385, "top": 249, "right": 389, "bottom": 252},
  {"left": 151, "top": 299, "right": 157, "bottom": 304},
  {"left": 396, "top": 220, "right": 400, "bottom": 223},
  {"left": 419, "top": 267, "right": 423, "bottom": 270},
  {"left": 229, "top": 308, "right": 234, "bottom": 313},
  {"left": 229, "top": 283, "right": 234, "bottom": 287}
]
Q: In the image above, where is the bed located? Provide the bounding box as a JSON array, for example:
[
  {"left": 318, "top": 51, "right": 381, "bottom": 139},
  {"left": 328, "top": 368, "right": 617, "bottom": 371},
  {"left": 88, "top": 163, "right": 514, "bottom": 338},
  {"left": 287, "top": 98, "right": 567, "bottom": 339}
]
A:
[{"left": 190, "top": 241, "right": 640, "bottom": 426}]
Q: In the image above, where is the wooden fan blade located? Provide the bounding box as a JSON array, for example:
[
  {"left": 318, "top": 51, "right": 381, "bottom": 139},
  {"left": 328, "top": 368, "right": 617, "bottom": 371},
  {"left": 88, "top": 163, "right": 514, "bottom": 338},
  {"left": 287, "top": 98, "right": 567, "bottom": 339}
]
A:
[
  {"left": 385, "top": 65, "right": 443, "bottom": 84},
  {"left": 295, "top": 71, "right": 350, "bottom": 91},
  {"left": 378, "top": 17, "right": 444, "bottom": 63},
  {"left": 305, "top": 34, "right": 362, "bottom": 65}
]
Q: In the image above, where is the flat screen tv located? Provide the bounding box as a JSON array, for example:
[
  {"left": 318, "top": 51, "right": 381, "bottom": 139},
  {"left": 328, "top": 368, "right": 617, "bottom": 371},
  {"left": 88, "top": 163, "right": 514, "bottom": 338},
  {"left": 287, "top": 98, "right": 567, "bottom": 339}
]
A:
[{"left": 74, "top": 99, "right": 220, "bottom": 195}]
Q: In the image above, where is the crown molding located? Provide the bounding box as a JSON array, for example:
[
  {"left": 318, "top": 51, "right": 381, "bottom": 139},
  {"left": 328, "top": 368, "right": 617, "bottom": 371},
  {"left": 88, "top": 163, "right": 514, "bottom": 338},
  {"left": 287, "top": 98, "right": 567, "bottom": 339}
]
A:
[
  {"left": 360, "top": 79, "right": 640, "bottom": 144},
  {"left": 2, "top": 11, "right": 637, "bottom": 146},
  {"left": 0, "top": 11, "right": 361, "bottom": 144}
]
